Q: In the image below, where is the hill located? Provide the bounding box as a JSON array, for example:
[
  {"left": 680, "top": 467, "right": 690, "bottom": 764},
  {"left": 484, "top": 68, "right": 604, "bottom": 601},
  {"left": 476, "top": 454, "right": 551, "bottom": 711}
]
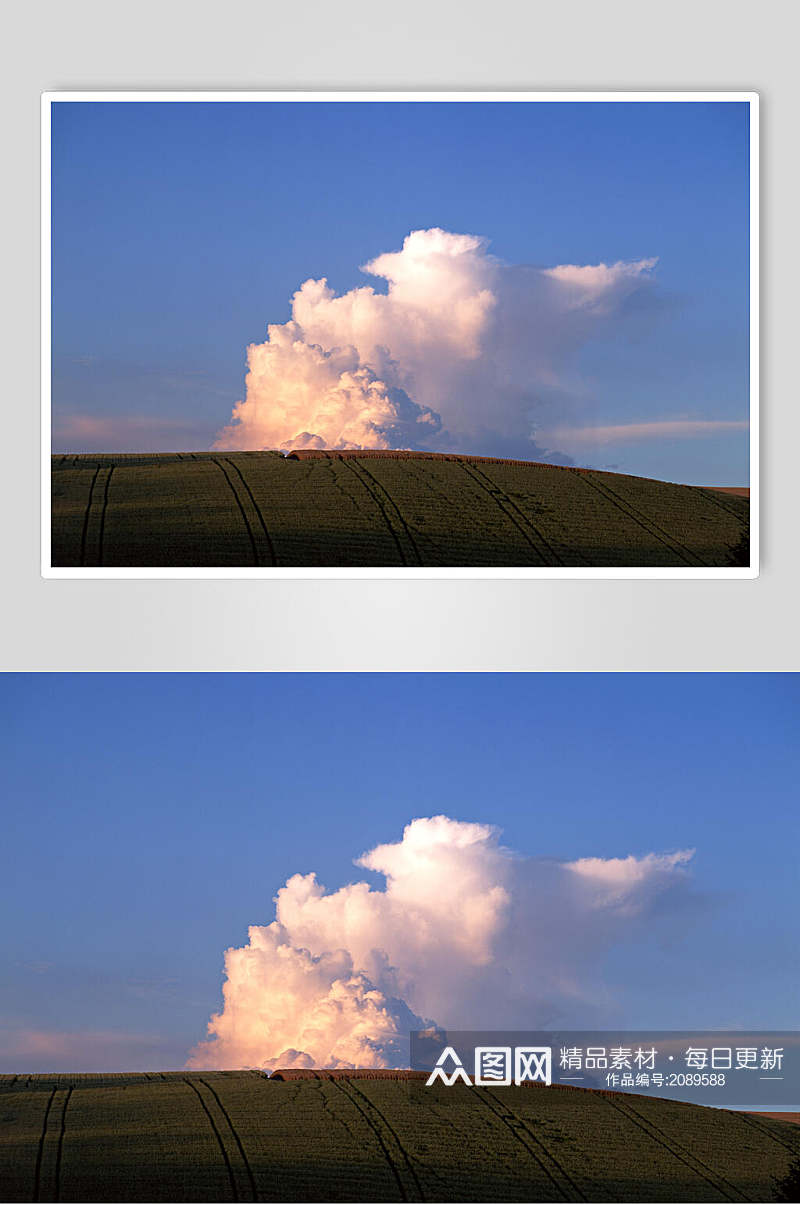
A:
[
  {"left": 1, "top": 1071, "right": 796, "bottom": 1202},
  {"left": 50, "top": 452, "right": 750, "bottom": 569}
]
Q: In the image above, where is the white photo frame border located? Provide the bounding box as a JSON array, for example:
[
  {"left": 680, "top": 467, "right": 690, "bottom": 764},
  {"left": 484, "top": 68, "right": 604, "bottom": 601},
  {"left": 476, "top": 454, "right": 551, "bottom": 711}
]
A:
[{"left": 41, "top": 90, "right": 759, "bottom": 581}]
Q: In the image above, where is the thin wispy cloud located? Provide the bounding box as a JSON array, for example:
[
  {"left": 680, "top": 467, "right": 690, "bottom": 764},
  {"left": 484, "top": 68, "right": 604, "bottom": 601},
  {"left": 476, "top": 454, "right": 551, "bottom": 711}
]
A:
[
  {"left": 0, "top": 1026, "right": 185, "bottom": 1072},
  {"left": 53, "top": 414, "right": 211, "bottom": 453},
  {"left": 543, "top": 420, "right": 749, "bottom": 445}
]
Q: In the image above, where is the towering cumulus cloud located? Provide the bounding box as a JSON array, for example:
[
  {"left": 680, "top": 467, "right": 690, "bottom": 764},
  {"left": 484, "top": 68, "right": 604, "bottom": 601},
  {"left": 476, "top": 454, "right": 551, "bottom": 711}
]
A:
[
  {"left": 188, "top": 817, "right": 693, "bottom": 1071},
  {"left": 214, "top": 229, "right": 657, "bottom": 457}
]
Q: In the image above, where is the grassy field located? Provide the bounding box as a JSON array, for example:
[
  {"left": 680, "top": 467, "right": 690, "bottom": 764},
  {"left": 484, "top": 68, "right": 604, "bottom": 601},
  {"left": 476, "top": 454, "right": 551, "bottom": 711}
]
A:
[
  {"left": 1, "top": 1072, "right": 796, "bottom": 1202},
  {"left": 50, "top": 452, "right": 750, "bottom": 569}
]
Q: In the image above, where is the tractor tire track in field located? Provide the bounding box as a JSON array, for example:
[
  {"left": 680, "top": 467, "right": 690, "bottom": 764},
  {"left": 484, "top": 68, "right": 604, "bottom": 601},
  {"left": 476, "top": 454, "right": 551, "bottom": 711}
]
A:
[
  {"left": 352, "top": 458, "right": 424, "bottom": 566},
  {"left": 326, "top": 1076, "right": 413, "bottom": 1201},
  {"left": 736, "top": 1111, "right": 800, "bottom": 1156},
  {"left": 33, "top": 1086, "right": 72, "bottom": 1202},
  {"left": 97, "top": 466, "right": 114, "bottom": 566},
  {"left": 33, "top": 1087, "right": 57, "bottom": 1202},
  {"left": 53, "top": 1087, "right": 72, "bottom": 1201},
  {"left": 697, "top": 488, "right": 748, "bottom": 522},
  {"left": 458, "top": 461, "right": 563, "bottom": 566},
  {"left": 342, "top": 458, "right": 422, "bottom": 566},
  {"left": 472, "top": 1087, "right": 583, "bottom": 1201},
  {"left": 78, "top": 466, "right": 101, "bottom": 567},
  {"left": 697, "top": 489, "right": 751, "bottom": 559},
  {"left": 212, "top": 459, "right": 260, "bottom": 566},
  {"left": 579, "top": 473, "right": 706, "bottom": 567},
  {"left": 183, "top": 1079, "right": 239, "bottom": 1201},
  {"left": 199, "top": 1078, "right": 258, "bottom": 1203},
  {"left": 336, "top": 459, "right": 408, "bottom": 565},
  {"left": 601, "top": 1095, "right": 747, "bottom": 1202},
  {"left": 78, "top": 466, "right": 116, "bottom": 567},
  {"left": 184, "top": 1078, "right": 256, "bottom": 1202},
  {"left": 224, "top": 459, "right": 278, "bottom": 566},
  {"left": 344, "top": 1079, "right": 426, "bottom": 1201}
]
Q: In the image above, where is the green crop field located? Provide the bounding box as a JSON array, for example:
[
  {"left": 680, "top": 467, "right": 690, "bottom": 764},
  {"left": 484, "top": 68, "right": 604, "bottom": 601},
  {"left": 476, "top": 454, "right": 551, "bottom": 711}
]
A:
[
  {"left": 50, "top": 452, "right": 749, "bottom": 569},
  {"left": 0, "top": 1072, "right": 796, "bottom": 1202}
]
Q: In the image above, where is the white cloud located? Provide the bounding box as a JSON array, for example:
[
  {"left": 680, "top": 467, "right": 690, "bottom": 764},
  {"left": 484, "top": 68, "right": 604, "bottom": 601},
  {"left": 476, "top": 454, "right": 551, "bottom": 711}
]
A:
[
  {"left": 214, "top": 229, "right": 658, "bottom": 458},
  {"left": 188, "top": 816, "right": 695, "bottom": 1071}
]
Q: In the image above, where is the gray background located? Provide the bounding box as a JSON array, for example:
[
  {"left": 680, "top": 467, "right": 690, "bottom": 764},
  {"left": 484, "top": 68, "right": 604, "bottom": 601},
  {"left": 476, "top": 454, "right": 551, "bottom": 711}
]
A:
[{"left": 2, "top": 0, "right": 797, "bottom": 670}]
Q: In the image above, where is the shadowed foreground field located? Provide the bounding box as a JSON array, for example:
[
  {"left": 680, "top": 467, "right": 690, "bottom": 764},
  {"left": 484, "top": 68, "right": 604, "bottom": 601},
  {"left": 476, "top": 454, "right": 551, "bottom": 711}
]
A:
[
  {"left": 50, "top": 452, "right": 750, "bottom": 568},
  {"left": 1, "top": 1072, "right": 796, "bottom": 1202}
]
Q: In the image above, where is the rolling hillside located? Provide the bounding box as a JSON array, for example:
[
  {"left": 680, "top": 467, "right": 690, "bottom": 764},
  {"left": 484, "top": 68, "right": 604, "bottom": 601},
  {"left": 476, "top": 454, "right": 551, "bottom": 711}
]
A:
[
  {"left": 1, "top": 1072, "right": 796, "bottom": 1202},
  {"left": 50, "top": 452, "right": 750, "bottom": 569}
]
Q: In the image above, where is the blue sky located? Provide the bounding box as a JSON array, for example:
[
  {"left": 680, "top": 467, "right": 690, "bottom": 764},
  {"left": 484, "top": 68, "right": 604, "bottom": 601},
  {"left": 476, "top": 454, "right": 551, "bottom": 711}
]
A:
[
  {"left": 0, "top": 673, "right": 795, "bottom": 1072},
  {"left": 51, "top": 100, "right": 750, "bottom": 484}
]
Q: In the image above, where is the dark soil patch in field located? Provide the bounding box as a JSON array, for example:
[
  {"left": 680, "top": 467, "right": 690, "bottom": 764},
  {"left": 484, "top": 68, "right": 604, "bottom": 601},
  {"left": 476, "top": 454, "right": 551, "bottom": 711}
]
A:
[{"left": 702, "top": 486, "right": 750, "bottom": 497}]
